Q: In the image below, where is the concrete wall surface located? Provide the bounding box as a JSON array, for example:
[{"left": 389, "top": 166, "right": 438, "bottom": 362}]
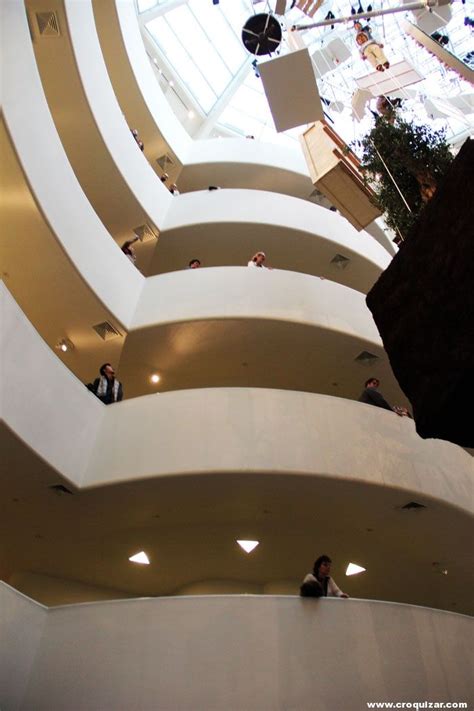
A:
[
  {"left": 1, "top": 582, "right": 472, "bottom": 711},
  {"left": 0, "top": 584, "right": 47, "bottom": 711}
]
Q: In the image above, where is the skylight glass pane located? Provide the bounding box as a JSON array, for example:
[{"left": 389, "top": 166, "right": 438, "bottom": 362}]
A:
[
  {"left": 231, "top": 83, "right": 269, "bottom": 122},
  {"left": 176, "top": 60, "right": 217, "bottom": 112},
  {"left": 147, "top": 17, "right": 217, "bottom": 111},
  {"left": 137, "top": 0, "right": 158, "bottom": 13},
  {"left": 188, "top": 0, "right": 248, "bottom": 74},
  {"left": 219, "top": 106, "right": 266, "bottom": 137},
  {"left": 165, "top": 6, "right": 233, "bottom": 95},
  {"left": 147, "top": 18, "right": 189, "bottom": 67}
]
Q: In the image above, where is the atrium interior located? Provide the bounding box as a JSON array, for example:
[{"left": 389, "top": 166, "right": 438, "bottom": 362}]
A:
[{"left": 1, "top": 0, "right": 473, "bottom": 708}]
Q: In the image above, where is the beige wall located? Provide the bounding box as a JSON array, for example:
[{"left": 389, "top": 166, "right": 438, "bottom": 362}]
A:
[
  {"left": 2, "top": 582, "right": 472, "bottom": 711},
  {"left": 0, "top": 284, "right": 103, "bottom": 486},
  {"left": 8, "top": 572, "right": 134, "bottom": 607},
  {"left": 0, "top": 584, "right": 47, "bottom": 711}
]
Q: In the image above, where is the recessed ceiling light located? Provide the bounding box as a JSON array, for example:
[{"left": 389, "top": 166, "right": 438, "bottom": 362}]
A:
[
  {"left": 129, "top": 551, "right": 150, "bottom": 565},
  {"left": 346, "top": 562, "right": 366, "bottom": 576},
  {"left": 56, "top": 338, "right": 74, "bottom": 353},
  {"left": 169, "top": 80, "right": 174, "bottom": 87},
  {"left": 236, "top": 540, "right": 259, "bottom": 554},
  {"left": 188, "top": 110, "right": 195, "bottom": 119},
  {"left": 150, "top": 373, "right": 161, "bottom": 384}
]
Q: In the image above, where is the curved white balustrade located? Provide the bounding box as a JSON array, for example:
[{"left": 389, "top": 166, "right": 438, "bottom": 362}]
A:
[
  {"left": 156, "top": 190, "right": 391, "bottom": 292},
  {"left": 1, "top": 1, "right": 143, "bottom": 330},
  {"left": 46, "top": 0, "right": 172, "bottom": 238},
  {"left": 2, "top": 283, "right": 472, "bottom": 511},
  {"left": 94, "top": 0, "right": 315, "bottom": 198},
  {"left": 121, "top": 266, "right": 396, "bottom": 397},
  {"left": 2, "top": 583, "right": 472, "bottom": 711},
  {"left": 93, "top": 0, "right": 190, "bottom": 163},
  {"left": 1, "top": 283, "right": 105, "bottom": 485},
  {"left": 135, "top": 267, "right": 380, "bottom": 335}
]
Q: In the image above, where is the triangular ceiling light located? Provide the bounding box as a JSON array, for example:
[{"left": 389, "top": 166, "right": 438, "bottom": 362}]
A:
[
  {"left": 129, "top": 551, "right": 150, "bottom": 565},
  {"left": 236, "top": 540, "right": 259, "bottom": 554},
  {"left": 346, "top": 562, "right": 366, "bottom": 576}
]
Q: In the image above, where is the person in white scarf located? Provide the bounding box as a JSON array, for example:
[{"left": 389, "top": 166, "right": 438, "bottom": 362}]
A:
[{"left": 87, "top": 363, "right": 123, "bottom": 405}]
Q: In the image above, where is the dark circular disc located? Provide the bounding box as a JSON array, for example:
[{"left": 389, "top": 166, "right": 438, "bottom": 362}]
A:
[{"left": 242, "top": 13, "right": 282, "bottom": 56}]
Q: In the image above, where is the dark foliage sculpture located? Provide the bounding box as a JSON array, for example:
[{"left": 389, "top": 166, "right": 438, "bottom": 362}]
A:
[
  {"left": 366, "top": 139, "right": 473, "bottom": 448},
  {"left": 357, "top": 117, "right": 453, "bottom": 239}
]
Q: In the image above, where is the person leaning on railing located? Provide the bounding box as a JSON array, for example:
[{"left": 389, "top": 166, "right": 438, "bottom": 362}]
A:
[
  {"left": 86, "top": 363, "right": 123, "bottom": 405},
  {"left": 300, "top": 555, "right": 349, "bottom": 598}
]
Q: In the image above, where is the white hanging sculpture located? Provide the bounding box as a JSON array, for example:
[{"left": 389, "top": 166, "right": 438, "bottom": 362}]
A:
[{"left": 260, "top": 49, "right": 324, "bottom": 132}]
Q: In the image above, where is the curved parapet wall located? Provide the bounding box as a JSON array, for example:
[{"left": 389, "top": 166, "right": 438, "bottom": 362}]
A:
[
  {"left": 0, "top": 283, "right": 105, "bottom": 486},
  {"left": 2, "top": 283, "right": 472, "bottom": 513},
  {"left": 119, "top": 267, "right": 399, "bottom": 397},
  {"left": 26, "top": 0, "right": 173, "bottom": 244},
  {"left": 93, "top": 0, "right": 190, "bottom": 164},
  {"left": 154, "top": 190, "right": 391, "bottom": 293},
  {"left": 134, "top": 268, "right": 381, "bottom": 334},
  {"left": 1, "top": 1, "right": 143, "bottom": 330},
  {"left": 1, "top": 583, "right": 472, "bottom": 711}
]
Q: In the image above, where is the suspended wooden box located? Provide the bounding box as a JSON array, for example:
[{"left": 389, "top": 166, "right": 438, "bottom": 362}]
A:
[{"left": 300, "top": 121, "right": 381, "bottom": 231}]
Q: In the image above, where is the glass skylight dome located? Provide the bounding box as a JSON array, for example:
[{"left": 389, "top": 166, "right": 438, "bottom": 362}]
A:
[{"left": 137, "top": 0, "right": 474, "bottom": 149}]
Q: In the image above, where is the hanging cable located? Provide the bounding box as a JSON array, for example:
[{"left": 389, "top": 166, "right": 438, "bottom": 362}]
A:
[{"left": 372, "top": 140, "right": 413, "bottom": 212}]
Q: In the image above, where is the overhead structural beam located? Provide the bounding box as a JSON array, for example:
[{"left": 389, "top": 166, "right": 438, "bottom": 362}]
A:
[{"left": 292, "top": 0, "right": 445, "bottom": 30}]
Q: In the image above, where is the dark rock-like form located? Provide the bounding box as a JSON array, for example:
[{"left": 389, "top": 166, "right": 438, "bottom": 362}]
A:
[{"left": 366, "top": 139, "right": 474, "bottom": 447}]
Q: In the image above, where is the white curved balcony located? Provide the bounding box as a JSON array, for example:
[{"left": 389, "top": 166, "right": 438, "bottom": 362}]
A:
[
  {"left": 2, "top": 283, "right": 471, "bottom": 507},
  {"left": 121, "top": 267, "right": 395, "bottom": 397},
  {"left": 29, "top": 0, "right": 172, "bottom": 246},
  {"left": 2, "top": 584, "right": 473, "bottom": 711},
  {"left": 1, "top": 0, "right": 143, "bottom": 334},
  {"left": 155, "top": 189, "right": 391, "bottom": 292}
]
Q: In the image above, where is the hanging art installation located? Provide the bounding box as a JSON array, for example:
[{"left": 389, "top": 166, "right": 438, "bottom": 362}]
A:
[{"left": 354, "top": 21, "right": 390, "bottom": 72}]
